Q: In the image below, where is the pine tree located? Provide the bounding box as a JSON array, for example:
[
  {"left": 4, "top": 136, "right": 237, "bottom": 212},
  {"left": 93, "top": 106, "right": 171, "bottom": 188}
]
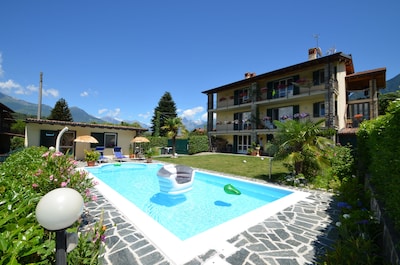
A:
[
  {"left": 48, "top": 98, "right": 73, "bottom": 121},
  {"left": 151, "top": 92, "right": 177, "bottom": 136}
]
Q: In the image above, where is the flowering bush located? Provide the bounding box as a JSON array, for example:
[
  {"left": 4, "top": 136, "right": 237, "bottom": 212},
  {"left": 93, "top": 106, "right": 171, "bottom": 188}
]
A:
[
  {"left": 0, "top": 147, "right": 103, "bottom": 264},
  {"left": 32, "top": 149, "right": 97, "bottom": 202}
]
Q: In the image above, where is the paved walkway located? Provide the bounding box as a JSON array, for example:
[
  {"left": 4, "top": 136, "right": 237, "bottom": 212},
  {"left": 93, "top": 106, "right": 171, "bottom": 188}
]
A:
[{"left": 83, "top": 164, "right": 339, "bottom": 265}]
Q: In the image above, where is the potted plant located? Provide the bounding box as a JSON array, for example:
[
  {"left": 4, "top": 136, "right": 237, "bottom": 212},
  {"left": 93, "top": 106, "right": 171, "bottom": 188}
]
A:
[
  {"left": 84, "top": 150, "right": 100, "bottom": 167},
  {"left": 144, "top": 147, "right": 156, "bottom": 163}
]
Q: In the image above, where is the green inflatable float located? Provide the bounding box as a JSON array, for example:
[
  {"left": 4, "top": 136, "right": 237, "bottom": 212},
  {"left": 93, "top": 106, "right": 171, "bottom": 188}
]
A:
[{"left": 224, "top": 184, "right": 241, "bottom": 195}]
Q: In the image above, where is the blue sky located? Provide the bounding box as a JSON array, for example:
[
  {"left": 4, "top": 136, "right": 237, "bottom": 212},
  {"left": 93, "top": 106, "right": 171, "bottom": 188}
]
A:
[{"left": 0, "top": 1, "right": 399, "bottom": 126}]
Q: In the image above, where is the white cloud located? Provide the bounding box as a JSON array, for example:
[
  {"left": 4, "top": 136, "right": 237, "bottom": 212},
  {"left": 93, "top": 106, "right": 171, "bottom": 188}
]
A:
[
  {"left": 27, "top": 85, "right": 38, "bottom": 93},
  {"left": 43, "top": 88, "right": 59, "bottom": 98},
  {"left": 98, "top": 108, "right": 120, "bottom": 118},
  {"left": 201, "top": 112, "right": 208, "bottom": 121},
  {"left": 0, "top": 79, "right": 22, "bottom": 94},
  {"left": 138, "top": 111, "right": 151, "bottom": 120},
  {"left": 181, "top": 106, "right": 204, "bottom": 119},
  {"left": 80, "top": 91, "right": 89, "bottom": 97},
  {"left": 98, "top": 108, "right": 108, "bottom": 115},
  {"left": 0, "top": 53, "right": 4, "bottom": 77}
]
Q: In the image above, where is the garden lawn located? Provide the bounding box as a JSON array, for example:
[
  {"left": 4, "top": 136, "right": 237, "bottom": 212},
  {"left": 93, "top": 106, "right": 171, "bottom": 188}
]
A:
[{"left": 154, "top": 154, "right": 288, "bottom": 182}]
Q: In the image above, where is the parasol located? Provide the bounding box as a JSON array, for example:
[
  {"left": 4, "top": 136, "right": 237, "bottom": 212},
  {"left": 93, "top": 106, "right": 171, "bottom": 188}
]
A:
[
  {"left": 130, "top": 136, "right": 150, "bottom": 143},
  {"left": 74, "top": 135, "right": 99, "bottom": 143}
]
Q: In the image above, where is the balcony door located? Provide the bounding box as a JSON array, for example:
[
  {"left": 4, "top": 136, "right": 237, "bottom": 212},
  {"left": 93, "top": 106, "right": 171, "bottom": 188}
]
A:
[{"left": 236, "top": 135, "right": 251, "bottom": 154}]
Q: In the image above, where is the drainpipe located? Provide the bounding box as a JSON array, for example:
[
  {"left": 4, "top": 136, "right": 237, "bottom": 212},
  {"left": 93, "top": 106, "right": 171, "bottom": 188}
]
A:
[{"left": 56, "top": 127, "right": 69, "bottom": 152}]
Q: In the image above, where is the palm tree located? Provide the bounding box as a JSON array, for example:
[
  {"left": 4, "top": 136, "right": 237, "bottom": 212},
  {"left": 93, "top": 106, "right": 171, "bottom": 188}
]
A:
[
  {"left": 273, "top": 118, "right": 334, "bottom": 177},
  {"left": 161, "top": 117, "right": 187, "bottom": 155}
]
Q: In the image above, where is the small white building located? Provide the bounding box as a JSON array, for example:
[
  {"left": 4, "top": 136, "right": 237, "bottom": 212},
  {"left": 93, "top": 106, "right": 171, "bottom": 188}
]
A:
[{"left": 25, "top": 118, "right": 147, "bottom": 160}]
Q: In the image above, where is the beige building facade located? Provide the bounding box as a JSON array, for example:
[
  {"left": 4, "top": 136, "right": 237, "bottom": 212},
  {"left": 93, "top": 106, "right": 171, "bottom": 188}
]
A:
[{"left": 202, "top": 50, "right": 386, "bottom": 154}]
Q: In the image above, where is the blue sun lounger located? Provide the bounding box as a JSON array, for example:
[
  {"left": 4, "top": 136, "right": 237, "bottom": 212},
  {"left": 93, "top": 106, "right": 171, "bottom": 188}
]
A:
[
  {"left": 95, "top": 146, "right": 108, "bottom": 163},
  {"left": 113, "top": 146, "right": 128, "bottom": 162}
]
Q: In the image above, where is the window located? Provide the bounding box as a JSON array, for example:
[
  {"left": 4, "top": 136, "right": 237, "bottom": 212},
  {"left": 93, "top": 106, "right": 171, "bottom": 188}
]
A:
[
  {"left": 313, "top": 102, "right": 325, "bottom": 117},
  {"left": 233, "top": 111, "right": 251, "bottom": 130},
  {"left": 266, "top": 75, "right": 299, "bottom": 99},
  {"left": 234, "top": 88, "right": 250, "bottom": 105},
  {"left": 105, "top": 133, "right": 117, "bottom": 148},
  {"left": 91, "top": 132, "right": 118, "bottom": 148},
  {"left": 266, "top": 105, "right": 299, "bottom": 122},
  {"left": 313, "top": 69, "right": 325, "bottom": 85}
]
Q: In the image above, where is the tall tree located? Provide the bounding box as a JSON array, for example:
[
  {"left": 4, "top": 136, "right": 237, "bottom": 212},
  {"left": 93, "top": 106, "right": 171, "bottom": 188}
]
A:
[
  {"left": 151, "top": 92, "right": 177, "bottom": 136},
  {"left": 48, "top": 98, "right": 73, "bottom": 121},
  {"left": 273, "top": 118, "right": 334, "bottom": 177},
  {"left": 161, "top": 117, "right": 186, "bottom": 155}
]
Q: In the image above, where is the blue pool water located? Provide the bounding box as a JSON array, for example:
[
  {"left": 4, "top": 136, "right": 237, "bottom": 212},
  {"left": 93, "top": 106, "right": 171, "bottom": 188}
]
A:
[{"left": 86, "top": 163, "right": 292, "bottom": 240}]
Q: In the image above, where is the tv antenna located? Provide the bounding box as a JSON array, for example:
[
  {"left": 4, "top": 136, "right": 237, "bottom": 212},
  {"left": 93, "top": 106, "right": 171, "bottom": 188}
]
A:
[{"left": 313, "top": 34, "right": 320, "bottom": 48}]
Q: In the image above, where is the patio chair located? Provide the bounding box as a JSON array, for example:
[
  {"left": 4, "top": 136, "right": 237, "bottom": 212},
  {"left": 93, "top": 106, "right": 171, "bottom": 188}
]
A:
[
  {"left": 113, "top": 146, "right": 128, "bottom": 162},
  {"left": 95, "top": 146, "right": 108, "bottom": 163}
]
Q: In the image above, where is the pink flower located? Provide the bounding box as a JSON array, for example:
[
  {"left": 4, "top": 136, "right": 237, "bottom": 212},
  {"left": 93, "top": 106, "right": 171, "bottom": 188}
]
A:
[
  {"left": 49, "top": 175, "right": 54, "bottom": 181},
  {"left": 32, "top": 183, "right": 39, "bottom": 188},
  {"left": 52, "top": 151, "right": 63, "bottom": 158},
  {"left": 42, "top": 152, "right": 49, "bottom": 158},
  {"left": 61, "top": 182, "right": 68, "bottom": 187},
  {"left": 91, "top": 195, "right": 98, "bottom": 201}
]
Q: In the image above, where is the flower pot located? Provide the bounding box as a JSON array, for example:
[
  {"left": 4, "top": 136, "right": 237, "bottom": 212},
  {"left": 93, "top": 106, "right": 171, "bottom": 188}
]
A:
[{"left": 87, "top": 161, "right": 96, "bottom": 167}]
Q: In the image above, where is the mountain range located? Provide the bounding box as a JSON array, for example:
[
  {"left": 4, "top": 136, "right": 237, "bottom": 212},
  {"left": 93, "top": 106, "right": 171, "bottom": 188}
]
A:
[
  {"left": 0, "top": 92, "right": 206, "bottom": 131},
  {"left": 1, "top": 73, "right": 398, "bottom": 130}
]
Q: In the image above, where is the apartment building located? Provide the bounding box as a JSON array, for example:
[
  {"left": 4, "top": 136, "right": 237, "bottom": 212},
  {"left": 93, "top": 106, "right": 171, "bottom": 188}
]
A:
[{"left": 202, "top": 49, "right": 386, "bottom": 154}]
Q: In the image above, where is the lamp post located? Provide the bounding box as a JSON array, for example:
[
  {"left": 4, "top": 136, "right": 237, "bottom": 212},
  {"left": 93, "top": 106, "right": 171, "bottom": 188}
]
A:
[{"left": 36, "top": 188, "right": 84, "bottom": 265}]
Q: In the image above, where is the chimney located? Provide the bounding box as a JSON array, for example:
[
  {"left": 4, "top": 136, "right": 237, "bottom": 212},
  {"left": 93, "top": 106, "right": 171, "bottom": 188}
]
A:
[
  {"left": 244, "top": 72, "right": 256, "bottom": 79},
  {"left": 308, "top": 47, "right": 322, "bottom": 60}
]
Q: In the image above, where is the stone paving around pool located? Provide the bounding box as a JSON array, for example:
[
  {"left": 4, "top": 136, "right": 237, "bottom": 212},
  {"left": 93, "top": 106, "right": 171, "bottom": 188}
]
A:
[{"left": 85, "top": 186, "right": 339, "bottom": 265}]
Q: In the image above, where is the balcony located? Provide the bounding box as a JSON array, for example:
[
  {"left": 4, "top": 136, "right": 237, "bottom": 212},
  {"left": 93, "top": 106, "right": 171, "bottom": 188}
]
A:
[{"left": 214, "top": 84, "right": 325, "bottom": 111}]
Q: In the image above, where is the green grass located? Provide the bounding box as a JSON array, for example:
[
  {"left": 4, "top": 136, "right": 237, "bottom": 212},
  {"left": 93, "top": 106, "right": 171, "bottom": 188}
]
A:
[{"left": 154, "top": 154, "right": 289, "bottom": 183}]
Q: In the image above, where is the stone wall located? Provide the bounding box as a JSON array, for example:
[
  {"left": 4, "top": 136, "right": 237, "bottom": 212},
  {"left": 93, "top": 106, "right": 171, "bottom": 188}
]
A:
[{"left": 366, "top": 176, "right": 400, "bottom": 264}]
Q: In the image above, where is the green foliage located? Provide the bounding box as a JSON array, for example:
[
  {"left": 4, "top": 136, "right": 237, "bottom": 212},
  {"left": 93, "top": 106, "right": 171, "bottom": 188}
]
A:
[
  {"left": 357, "top": 99, "right": 400, "bottom": 230},
  {"left": 151, "top": 92, "right": 178, "bottom": 136},
  {"left": 144, "top": 147, "right": 157, "bottom": 158},
  {"left": 10, "top": 136, "right": 24, "bottom": 150},
  {"left": 273, "top": 118, "right": 334, "bottom": 179},
  {"left": 378, "top": 90, "right": 400, "bottom": 115},
  {"left": 48, "top": 98, "right": 73, "bottom": 121},
  {"left": 0, "top": 147, "right": 103, "bottom": 264},
  {"left": 319, "top": 177, "right": 381, "bottom": 264},
  {"left": 188, "top": 135, "right": 209, "bottom": 154},
  {"left": 84, "top": 150, "right": 101, "bottom": 162},
  {"left": 146, "top": 136, "right": 168, "bottom": 149},
  {"left": 161, "top": 117, "right": 187, "bottom": 155},
  {"left": 328, "top": 144, "right": 355, "bottom": 181},
  {"left": 10, "top": 119, "right": 25, "bottom": 134},
  {"left": 68, "top": 211, "right": 107, "bottom": 265}
]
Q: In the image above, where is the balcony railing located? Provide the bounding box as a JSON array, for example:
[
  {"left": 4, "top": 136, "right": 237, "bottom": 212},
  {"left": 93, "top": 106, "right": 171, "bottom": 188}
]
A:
[{"left": 215, "top": 85, "right": 325, "bottom": 110}]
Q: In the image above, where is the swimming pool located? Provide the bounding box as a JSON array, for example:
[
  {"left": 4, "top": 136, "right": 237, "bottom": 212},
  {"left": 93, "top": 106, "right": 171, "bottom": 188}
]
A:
[{"left": 86, "top": 163, "right": 309, "bottom": 264}]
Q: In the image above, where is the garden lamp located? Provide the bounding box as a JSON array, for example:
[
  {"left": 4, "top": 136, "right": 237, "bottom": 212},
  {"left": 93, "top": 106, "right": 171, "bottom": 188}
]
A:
[{"left": 36, "top": 188, "right": 84, "bottom": 265}]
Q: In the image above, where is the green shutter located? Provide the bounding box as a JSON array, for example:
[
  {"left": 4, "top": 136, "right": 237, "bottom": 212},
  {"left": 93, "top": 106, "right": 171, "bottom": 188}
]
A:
[
  {"left": 313, "top": 103, "right": 319, "bottom": 117},
  {"left": 234, "top": 90, "right": 239, "bottom": 105},
  {"left": 233, "top": 113, "right": 239, "bottom": 130},
  {"left": 267, "top": 82, "right": 273, "bottom": 99},
  {"left": 292, "top": 75, "right": 300, "bottom": 95},
  {"left": 293, "top": 105, "right": 299, "bottom": 115},
  {"left": 313, "top": 71, "right": 319, "bottom": 85}
]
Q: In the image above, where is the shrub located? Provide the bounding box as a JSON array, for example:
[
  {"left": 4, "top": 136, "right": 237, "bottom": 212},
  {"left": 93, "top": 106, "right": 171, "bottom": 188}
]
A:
[
  {"left": 0, "top": 147, "right": 104, "bottom": 264},
  {"left": 188, "top": 135, "right": 209, "bottom": 154}
]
